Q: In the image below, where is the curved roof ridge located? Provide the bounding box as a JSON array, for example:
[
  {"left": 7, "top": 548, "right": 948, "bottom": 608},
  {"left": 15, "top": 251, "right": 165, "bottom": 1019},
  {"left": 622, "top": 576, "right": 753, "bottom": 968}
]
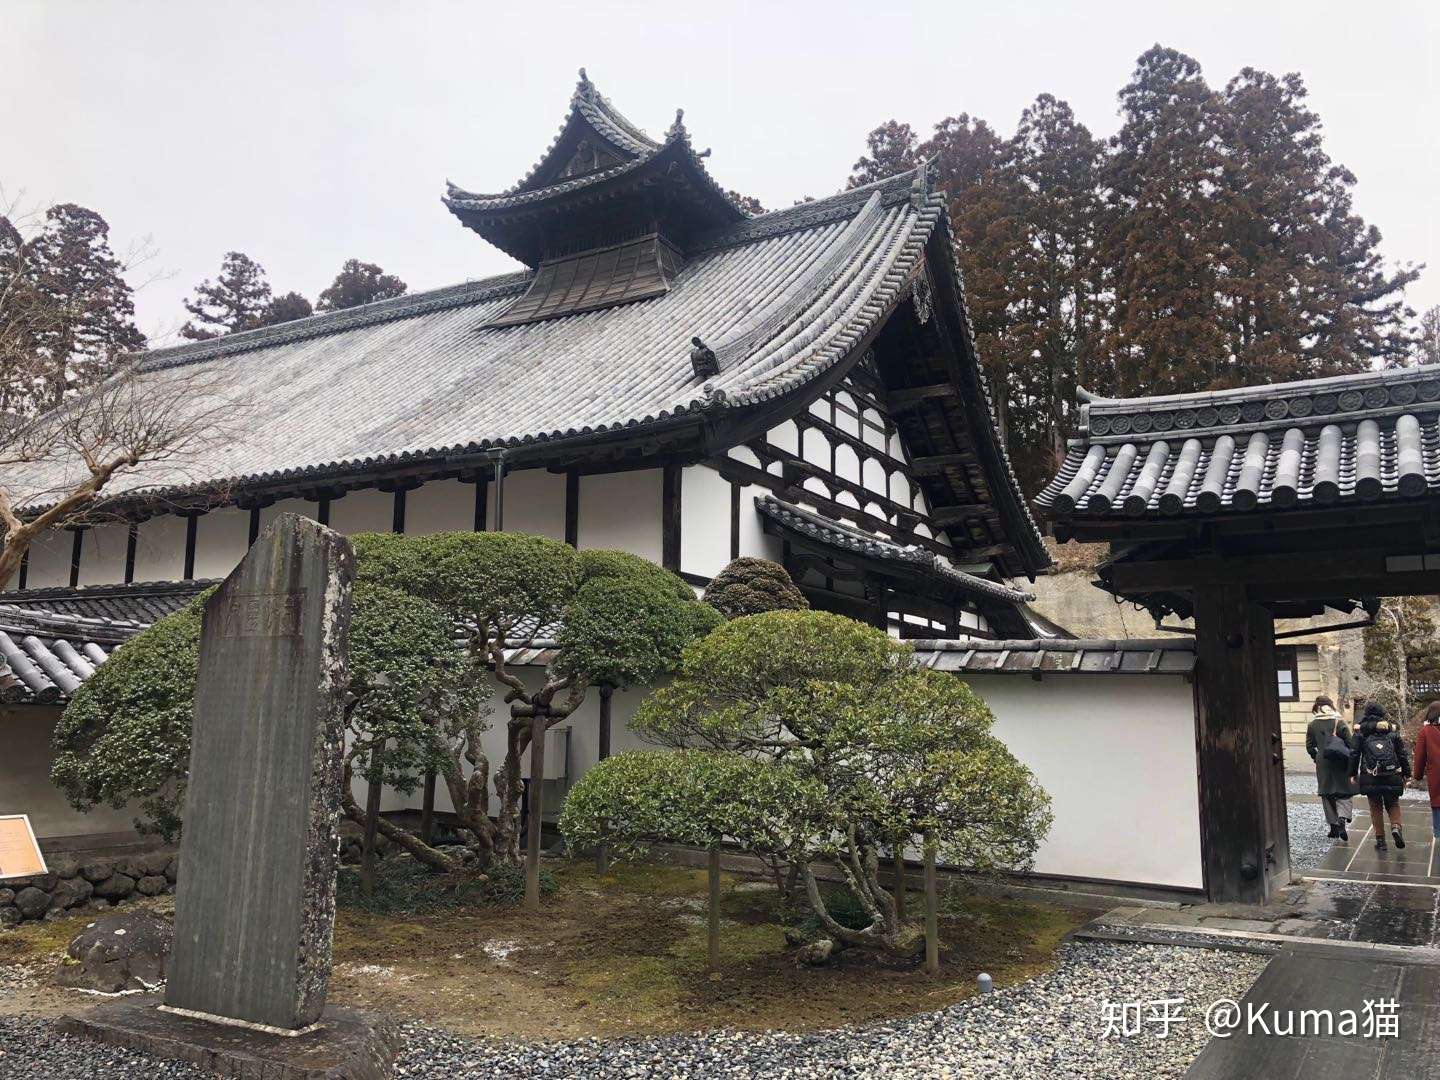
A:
[{"left": 1079, "top": 363, "right": 1440, "bottom": 414}]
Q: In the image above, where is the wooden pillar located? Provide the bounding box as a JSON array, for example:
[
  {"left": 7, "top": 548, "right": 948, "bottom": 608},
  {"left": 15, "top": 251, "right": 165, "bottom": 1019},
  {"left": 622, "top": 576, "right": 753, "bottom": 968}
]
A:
[
  {"left": 596, "top": 686, "right": 613, "bottom": 875},
  {"left": 525, "top": 710, "right": 547, "bottom": 911},
  {"left": 1192, "top": 583, "right": 1289, "bottom": 904}
]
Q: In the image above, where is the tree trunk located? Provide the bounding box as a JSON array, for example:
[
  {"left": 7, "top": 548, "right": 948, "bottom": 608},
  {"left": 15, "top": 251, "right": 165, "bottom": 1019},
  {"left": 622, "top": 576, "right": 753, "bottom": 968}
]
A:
[
  {"left": 360, "top": 766, "right": 383, "bottom": 898},
  {"left": 524, "top": 708, "right": 547, "bottom": 910},
  {"left": 707, "top": 847, "right": 721, "bottom": 971},
  {"left": 923, "top": 831, "right": 939, "bottom": 976}
]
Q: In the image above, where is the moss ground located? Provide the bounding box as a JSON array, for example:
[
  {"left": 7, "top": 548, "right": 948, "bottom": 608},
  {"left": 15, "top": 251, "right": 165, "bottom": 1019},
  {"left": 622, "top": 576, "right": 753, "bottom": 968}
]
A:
[{"left": 1, "top": 860, "right": 1086, "bottom": 1039}]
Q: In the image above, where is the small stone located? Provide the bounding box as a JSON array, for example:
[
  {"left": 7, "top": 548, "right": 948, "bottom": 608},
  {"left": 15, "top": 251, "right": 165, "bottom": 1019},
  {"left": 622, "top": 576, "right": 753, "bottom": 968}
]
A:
[
  {"left": 139, "top": 851, "right": 173, "bottom": 876},
  {"left": 93, "top": 873, "right": 136, "bottom": 900},
  {"left": 136, "top": 875, "right": 167, "bottom": 897},
  {"left": 0, "top": 888, "right": 13, "bottom": 905},
  {"left": 13, "top": 887, "right": 51, "bottom": 920},
  {"left": 796, "top": 938, "right": 833, "bottom": 966},
  {"left": 50, "top": 877, "right": 94, "bottom": 910},
  {"left": 164, "top": 856, "right": 179, "bottom": 884},
  {"left": 79, "top": 862, "right": 113, "bottom": 883},
  {"left": 113, "top": 857, "right": 147, "bottom": 880},
  {"left": 48, "top": 856, "right": 81, "bottom": 879},
  {"left": 7, "top": 873, "right": 57, "bottom": 892},
  {"left": 42, "top": 907, "right": 68, "bottom": 922},
  {"left": 0, "top": 907, "right": 21, "bottom": 928},
  {"left": 59, "top": 910, "right": 172, "bottom": 993}
]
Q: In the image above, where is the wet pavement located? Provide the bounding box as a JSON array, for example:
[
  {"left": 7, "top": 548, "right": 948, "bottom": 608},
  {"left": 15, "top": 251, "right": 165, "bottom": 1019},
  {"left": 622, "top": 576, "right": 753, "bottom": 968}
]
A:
[
  {"left": 1185, "top": 942, "right": 1440, "bottom": 1079},
  {"left": 1307, "top": 802, "right": 1438, "bottom": 885}
]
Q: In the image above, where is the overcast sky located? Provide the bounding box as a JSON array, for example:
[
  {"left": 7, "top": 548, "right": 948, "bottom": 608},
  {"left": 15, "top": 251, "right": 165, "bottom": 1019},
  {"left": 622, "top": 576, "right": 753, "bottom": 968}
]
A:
[{"left": 7, "top": 0, "right": 1437, "bottom": 346}]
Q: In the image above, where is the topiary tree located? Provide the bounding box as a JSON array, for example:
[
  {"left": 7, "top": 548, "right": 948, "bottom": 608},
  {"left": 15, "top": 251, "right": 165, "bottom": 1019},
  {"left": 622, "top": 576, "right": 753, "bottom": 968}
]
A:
[
  {"left": 50, "top": 581, "right": 480, "bottom": 872},
  {"left": 562, "top": 610, "right": 1052, "bottom": 958},
  {"left": 349, "top": 532, "right": 721, "bottom": 873},
  {"left": 702, "top": 557, "right": 809, "bottom": 619}
]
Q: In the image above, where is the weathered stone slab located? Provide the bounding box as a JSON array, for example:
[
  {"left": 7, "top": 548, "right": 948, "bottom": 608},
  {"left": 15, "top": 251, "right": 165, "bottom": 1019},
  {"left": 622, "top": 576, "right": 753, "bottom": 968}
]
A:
[
  {"left": 165, "top": 513, "right": 355, "bottom": 1031},
  {"left": 59, "top": 996, "right": 397, "bottom": 1080}
]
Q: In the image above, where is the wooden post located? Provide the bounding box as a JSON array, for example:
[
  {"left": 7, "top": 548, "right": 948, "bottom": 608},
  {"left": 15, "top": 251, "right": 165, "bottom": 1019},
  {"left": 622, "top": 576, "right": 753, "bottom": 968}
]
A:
[
  {"left": 360, "top": 747, "right": 383, "bottom": 899},
  {"left": 923, "top": 830, "right": 939, "bottom": 976},
  {"left": 525, "top": 709, "right": 547, "bottom": 911},
  {"left": 596, "top": 686, "right": 613, "bottom": 875},
  {"left": 420, "top": 769, "right": 437, "bottom": 845},
  {"left": 707, "top": 846, "right": 721, "bottom": 971},
  {"left": 1193, "top": 583, "right": 1288, "bottom": 905},
  {"left": 893, "top": 846, "right": 907, "bottom": 922}
]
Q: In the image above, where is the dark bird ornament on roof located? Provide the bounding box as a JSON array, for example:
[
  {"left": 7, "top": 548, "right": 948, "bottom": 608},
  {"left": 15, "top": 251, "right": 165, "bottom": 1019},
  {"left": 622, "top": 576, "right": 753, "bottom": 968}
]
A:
[{"left": 690, "top": 336, "right": 719, "bottom": 380}]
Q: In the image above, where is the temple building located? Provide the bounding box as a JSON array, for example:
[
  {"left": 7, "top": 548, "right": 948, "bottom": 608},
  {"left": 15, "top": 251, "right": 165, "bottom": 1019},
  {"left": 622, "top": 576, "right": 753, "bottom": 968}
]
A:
[{"left": 2, "top": 74, "right": 1216, "bottom": 901}]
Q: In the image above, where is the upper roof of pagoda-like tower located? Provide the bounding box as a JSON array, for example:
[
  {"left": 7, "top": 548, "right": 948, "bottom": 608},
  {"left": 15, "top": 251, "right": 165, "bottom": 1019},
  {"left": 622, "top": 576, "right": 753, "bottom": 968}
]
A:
[{"left": 443, "top": 69, "right": 748, "bottom": 267}]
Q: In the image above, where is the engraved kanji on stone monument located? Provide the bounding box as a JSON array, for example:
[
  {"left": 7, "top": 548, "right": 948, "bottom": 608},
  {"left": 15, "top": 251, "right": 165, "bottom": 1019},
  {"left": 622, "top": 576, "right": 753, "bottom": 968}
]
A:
[{"left": 164, "top": 513, "right": 355, "bottom": 1031}]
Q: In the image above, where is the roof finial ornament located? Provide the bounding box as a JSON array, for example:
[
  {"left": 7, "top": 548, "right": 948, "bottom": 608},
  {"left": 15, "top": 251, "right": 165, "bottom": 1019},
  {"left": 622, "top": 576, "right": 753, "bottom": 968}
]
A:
[
  {"left": 667, "top": 108, "right": 687, "bottom": 141},
  {"left": 576, "top": 67, "right": 593, "bottom": 98},
  {"left": 690, "top": 336, "right": 719, "bottom": 380}
]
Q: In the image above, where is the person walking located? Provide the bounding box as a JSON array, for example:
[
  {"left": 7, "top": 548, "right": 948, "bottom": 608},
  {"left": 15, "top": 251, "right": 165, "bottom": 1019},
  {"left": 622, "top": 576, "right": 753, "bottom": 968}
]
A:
[
  {"left": 1305, "top": 695, "right": 1353, "bottom": 841},
  {"left": 1412, "top": 700, "right": 1440, "bottom": 839},
  {"left": 1351, "top": 700, "right": 1411, "bottom": 852}
]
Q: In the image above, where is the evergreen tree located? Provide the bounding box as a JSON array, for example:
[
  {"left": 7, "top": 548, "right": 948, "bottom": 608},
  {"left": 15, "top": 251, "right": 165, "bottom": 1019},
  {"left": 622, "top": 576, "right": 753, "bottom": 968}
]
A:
[
  {"left": 1417, "top": 306, "right": 1440, "bottom": 367},
  {"left": 993, "top": 96, "right": 1106, "bottom": 493},
  {"left": 847, "top": 121, "right": 919, "bottom": 187},
  {"left": 1218, "top": 69, "right": 1418, "bottom": 382},
  {"left": 180, "top": 251, "right": 272, "bottom": 340},
  {"left": 316, "top": 259, "right": 407, "bottom": 312},
  {"left": 256, "top": 290, "right": 313, "bottom": 327},
  {"left": 1102, "top": 46, "right": 1230, "bottom": 396},
  {"left": 0, "top": 204, "right": 145, "bottom": 413}
]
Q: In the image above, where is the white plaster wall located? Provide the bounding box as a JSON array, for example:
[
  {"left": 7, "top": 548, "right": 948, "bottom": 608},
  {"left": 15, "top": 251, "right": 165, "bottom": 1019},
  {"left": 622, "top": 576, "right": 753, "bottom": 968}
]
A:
[
  {"left": 406, "top": 478, "right": 478, "bottom": 535},
  {"left": 737, "top": 486, "right": 781, "bottom": 562},
  {"left": 802, "top": 428, "right": 831, "bottom": 471},
  {"left": 3, "top": 706, "right": 144, "bottom": 839},
  {"left": 966, "top": 674, "right": 1203, "bottom": 890},
  {"left": 501, "top": 469, "right": 565, "bottom": 540},
  {"left": 365, "top": 666, "right": 1202, "bottom": 893},
  {"left": 329, "top": 488, "right": 394, "bottom": 536},
  {"left": 132, "top": 514, "right": 187, "bottom": 582},
  {"left": 766, "top": 420, "right": 800, "bottom": 457},
  {"left": 193, "top": 508, "right": 252, "bottom": 581},
  {"left": 578, "top": 469, "right": 662, "bottom": 562},
  {"left": 680, "top": 465, "right": 732, "bottom": 580},
  {"left": 24, "top": 529, "right": 72, "bottom": 589},
  {"left": 77, "top": 523, "right": 129, "bottom": 586}
]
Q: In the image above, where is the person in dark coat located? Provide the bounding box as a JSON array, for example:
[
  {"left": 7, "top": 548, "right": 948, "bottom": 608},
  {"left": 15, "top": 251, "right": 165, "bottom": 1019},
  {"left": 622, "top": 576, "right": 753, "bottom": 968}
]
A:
[
  {"left": 1412, "top": 700, "right": 1440, "bottom": 839},
  {"left": 1305, "top": 695, "right": 1353, "bottom": 840},
  {"left": 1351, "top": 700, "right": 1411, "bottom": 852}
]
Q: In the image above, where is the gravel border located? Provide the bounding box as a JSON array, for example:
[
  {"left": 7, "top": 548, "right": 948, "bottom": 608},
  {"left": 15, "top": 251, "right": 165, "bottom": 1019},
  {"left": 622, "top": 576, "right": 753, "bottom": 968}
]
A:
[{"left": 0, "top": 941, "right": 1268, "bottom": 1079}]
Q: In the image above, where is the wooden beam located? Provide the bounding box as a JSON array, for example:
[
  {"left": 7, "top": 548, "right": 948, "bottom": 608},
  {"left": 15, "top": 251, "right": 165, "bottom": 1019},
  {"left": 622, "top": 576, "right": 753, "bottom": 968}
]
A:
[
  {"left": 909, "top": 452, "right": 976, "bottom": 475},
  {"left": 888, "top": 382, "right": 958, "bottom": 411},
  {"left": 1107, "top": 547, "right": 1440, "bottom": 594}
]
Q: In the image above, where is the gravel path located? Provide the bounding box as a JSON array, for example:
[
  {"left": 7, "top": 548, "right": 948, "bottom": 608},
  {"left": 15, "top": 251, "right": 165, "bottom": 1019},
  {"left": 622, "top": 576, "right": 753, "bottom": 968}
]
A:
[{"left": 0, "top": 941, "right": 1267, "bottom": 1078}]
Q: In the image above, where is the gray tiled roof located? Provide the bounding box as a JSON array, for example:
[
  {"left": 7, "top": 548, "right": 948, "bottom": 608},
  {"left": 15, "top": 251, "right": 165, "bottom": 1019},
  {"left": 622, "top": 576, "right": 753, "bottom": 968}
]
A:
[
  {"left": 755, "top": 495, "right": 1033, "bottom": 605},
  {"left": 9, "top": 171, "right": 947, "bottom": 511},
  {"left": 1037, "top": 365, "right": 1440, "bottom": 519},
  {"left": 912, "top": 637, "right": 1196, "bottom": 676},
  {"left": 1, "top": 579, "right": 212, "bottom": 623},
  {"left": 0, "top": 606, "right": 146, "bottom": 704}
]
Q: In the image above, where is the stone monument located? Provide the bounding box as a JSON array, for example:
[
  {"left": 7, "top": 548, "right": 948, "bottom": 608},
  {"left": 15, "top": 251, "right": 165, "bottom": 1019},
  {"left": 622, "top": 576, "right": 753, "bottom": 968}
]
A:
[
  {"left": 63, "top": 515, "right": 397, "bottom": 1078},
  {"left": 165, "top": 512, "right": 354, "bottom": 1029}
]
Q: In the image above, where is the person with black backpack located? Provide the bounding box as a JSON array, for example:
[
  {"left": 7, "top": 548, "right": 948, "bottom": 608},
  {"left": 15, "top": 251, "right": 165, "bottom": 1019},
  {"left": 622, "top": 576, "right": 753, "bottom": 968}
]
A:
[
  {"left": 1306, "top": 695, "right": 1354, "bottom": 840},
  {"left": 1351, "top": 700, "right": 1411, "bottom": 852}
]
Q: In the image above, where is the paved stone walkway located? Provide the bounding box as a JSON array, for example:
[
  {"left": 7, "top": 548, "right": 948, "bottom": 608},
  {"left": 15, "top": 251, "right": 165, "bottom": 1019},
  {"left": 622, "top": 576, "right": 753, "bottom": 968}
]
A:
[
  {"left": 1307, "top": 802, "right": 1439, "bottom": 886},
  {"left": 1184, "top": 941, "right": 1440, "bottom": 1079}
]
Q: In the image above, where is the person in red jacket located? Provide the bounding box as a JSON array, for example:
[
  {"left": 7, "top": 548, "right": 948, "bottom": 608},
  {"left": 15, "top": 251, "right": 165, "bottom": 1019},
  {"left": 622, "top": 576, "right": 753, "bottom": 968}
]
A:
[{"left": 1413, "top": 700, "right": 1440, "bottom": 839}]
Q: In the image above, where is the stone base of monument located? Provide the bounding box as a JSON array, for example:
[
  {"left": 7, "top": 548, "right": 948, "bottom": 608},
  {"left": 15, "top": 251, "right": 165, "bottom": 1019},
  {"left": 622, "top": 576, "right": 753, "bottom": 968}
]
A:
[{"left": 59, "top": 995, "right": 398, "bottom": 1079}]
